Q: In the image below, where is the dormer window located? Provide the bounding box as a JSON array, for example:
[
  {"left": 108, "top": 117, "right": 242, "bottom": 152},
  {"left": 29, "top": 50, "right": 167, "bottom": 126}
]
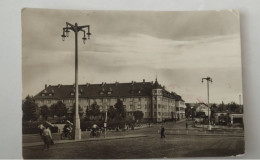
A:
[
  {"left": 71, "top": 92, "right": 74, "bottom": 96},
  {"left": 41, "top": 93, "right": 45, "bottom": 97},
  {"left": 138, "top": 90, "right": 141, "bottom": 94},
  {"left": 107, "top": 91, "right": 112, "bottom": 95},
  {"left": 49, "top": 93, "right": 52, "bottom": 96},
  {"left": 100, "top": 91, "right": 104, "bottom": 95}
]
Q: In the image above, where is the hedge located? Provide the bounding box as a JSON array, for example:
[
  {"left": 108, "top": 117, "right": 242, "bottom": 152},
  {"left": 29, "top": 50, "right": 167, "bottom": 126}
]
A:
[{"left": 22, "top": 121, "right": 58, "bottom": 134}]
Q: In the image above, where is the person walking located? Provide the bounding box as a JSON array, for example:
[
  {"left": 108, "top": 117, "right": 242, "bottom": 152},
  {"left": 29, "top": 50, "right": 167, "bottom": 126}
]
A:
[
  {"left": 42, "top": 125, "right": 53, "bottom": 150},
  {"left": 38, "top": 124, "right": 44, "bottom": 138},
  {"left": 160, "top": 125, "right": 165, "bottom": 138}
]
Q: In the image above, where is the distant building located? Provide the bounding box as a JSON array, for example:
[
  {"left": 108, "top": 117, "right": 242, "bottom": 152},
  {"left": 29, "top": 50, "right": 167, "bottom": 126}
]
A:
[
  {"left": 195, "top": 103, "right": 211, "bottom": 117},
  {"left": 34, "top": 78, "right": 185, "bottom": 122}
]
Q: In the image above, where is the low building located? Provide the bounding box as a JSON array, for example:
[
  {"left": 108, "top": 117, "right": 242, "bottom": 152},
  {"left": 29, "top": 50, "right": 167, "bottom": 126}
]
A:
[
  {"left": 195, "top": 103, "right": 211, "bottom": 118},
  {"left": 34, "top": 78, "right": 185, "bottom": 122}
]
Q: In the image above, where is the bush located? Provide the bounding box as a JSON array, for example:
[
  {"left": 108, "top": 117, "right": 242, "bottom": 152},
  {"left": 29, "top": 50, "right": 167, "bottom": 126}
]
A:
[
  {"left": 80, "top": 119, "right": 128, "bottom": 130},
  {"left": 22, "top": 121, "right": 58, "bottom": 134}
]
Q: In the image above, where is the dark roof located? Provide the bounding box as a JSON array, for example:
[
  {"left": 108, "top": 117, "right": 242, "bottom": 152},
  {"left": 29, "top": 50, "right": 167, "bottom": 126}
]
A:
[
  {"left": 34, "top": 80, "right": 184, "bottom": 102},
  {"left": 35, "top": 82, "right": 153, "bottom": 99}
]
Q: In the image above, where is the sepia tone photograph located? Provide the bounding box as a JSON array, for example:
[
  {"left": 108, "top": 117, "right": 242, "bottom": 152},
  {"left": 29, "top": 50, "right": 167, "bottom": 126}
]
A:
[{"left": 22, "top": 8, "right": 244, "bottom": 159}]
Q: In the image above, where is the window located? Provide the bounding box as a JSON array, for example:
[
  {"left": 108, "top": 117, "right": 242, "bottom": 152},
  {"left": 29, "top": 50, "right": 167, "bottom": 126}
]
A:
[
  {"left": 41, "top": 93, "right": 45, "bottom": 97},
  {"left": 107, "top": 91, "right": 112, "bottom": 95},
  {"left": 48, "top": 93, "right": 52, "bottom": 96},
  {"left": 71, "top": 92, "right": 74, "bottom": 96},
  {"left": 138, "top": 98, "right": 141, "bottom": 102},
  {"left": 100, "top": 92, "right": 104, "bottom": 95},
  {"left": 158, "top": 112, "right": 161, "bottom": 115}
]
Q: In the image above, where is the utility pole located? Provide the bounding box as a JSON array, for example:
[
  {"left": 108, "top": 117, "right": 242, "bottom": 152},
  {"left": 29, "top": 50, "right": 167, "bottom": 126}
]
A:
[
  {"left": 202, "top": 77, "right": 213, "bottom": 130},
  {"left": 105, "top": 105, "right": 107, "bottom": 138},
  {"left": 61, "top": 22, "right": 91, "bottom": 140}
]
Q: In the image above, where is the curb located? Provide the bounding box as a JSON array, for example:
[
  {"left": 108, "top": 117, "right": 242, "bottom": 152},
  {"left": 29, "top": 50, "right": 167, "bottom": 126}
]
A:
[
  {"left": 165, "top": 133, "right": 244, "bottom": 137},
  {"left": 23, "top": 134, "right": 147, "bottom": 147}
]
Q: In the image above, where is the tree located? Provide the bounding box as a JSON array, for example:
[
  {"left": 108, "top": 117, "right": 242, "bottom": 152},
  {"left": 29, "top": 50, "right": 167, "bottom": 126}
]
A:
[
  {"left": 85, "top": 102, "right": 101, "bottom": 120},
  {"left": 90, "top": 102, "right": 101, "bottom": 119},
  {"left": 55, "top": 101, "right": 67, "bottom": 119},
  {"left": 107, "top": 106, "right": 117, "bottom": 120},
  {"left": 218, "top": 101, "right": 225, "bottom": 112},
  {"left": 227, "top": 102, "right": 240, "bottom": 113},
  {"left": 211, "top": 103, "right": 218, "bottom": 116},
  {"left": 70, "top": 103, "right": 84, "bottom": 118},
  {"left": 114, "top": 99, "right": 126, "bottom": 120},
  {"left": 49, "top": 104, "right": 56, "bottom": 119},
  {"left": 22, "top": 96, "right": 39, "bottom": 121},
  {"left": 40, "top": 105, "right": 49, "bottom": 120},
  {"left": 185, "top": 103, "right": 192, "bottom": 118},
  {"left": 133, "top": 111, "right": 144, "bottom": 122}
]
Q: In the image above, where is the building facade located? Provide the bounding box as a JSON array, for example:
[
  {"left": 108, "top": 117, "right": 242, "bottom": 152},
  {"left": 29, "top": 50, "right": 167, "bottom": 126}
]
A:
[{"left": 34, "top": 78, "right": 185, "bottom": 122}]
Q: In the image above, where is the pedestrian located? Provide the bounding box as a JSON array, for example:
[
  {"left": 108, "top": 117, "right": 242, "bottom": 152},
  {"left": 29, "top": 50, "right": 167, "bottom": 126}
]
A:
[
  {"left": 38, "top": 124, "right": 44, "bottom": 138},
  {"left": 42, "top": 125, "right": 53, "bottom": 150},
  {"left": 160, "top": 125, "right": 165, "bottom": 138}
]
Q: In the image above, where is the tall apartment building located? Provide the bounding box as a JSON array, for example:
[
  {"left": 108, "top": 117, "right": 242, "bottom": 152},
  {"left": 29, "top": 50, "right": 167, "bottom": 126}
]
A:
[{"left": 34, "top": 78, "right": 186, "bottom": 122}]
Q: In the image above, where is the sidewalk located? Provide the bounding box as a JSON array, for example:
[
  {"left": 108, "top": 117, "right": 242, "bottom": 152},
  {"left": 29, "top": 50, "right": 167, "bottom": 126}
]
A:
[{"left": 23, "top": 134, "right": 147, "bottom": 147}]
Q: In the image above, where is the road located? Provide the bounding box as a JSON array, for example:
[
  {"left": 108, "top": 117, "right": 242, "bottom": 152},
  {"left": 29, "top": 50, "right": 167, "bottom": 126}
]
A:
[{"left": 23, "top": 120, "right": 245, "bottom": 159}]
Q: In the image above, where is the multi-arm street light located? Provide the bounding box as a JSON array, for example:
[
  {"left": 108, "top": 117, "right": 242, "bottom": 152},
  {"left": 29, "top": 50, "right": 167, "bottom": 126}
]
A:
[
  {"left": 61, "top": 22, "right": 91, "bottom": 140},
  {"left": 202, "top": 76, "right": 213, "bottom": 130}
]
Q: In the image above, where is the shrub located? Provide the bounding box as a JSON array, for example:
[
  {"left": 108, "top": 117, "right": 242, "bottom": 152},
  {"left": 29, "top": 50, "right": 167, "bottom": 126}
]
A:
[{"left": 22, "top": 121, "right": 58, "bottom": 134}]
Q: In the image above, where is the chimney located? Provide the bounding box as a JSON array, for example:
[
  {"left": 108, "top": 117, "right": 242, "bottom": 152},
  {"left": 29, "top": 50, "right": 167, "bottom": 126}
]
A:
[
  {"left": 131, "top": 81, "right": 134, "bottom": 85},
  {"left": 143, "top": 79, "right": 145, "bottom": 83},
  {"left": 45, "top": 84, "right": 47, "bottom": 89}
]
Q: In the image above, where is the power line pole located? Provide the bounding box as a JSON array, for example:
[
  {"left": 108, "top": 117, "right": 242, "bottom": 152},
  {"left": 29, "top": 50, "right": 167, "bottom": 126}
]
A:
[{"left": 202, "top": 77, "right": 213, "bottom": 130}]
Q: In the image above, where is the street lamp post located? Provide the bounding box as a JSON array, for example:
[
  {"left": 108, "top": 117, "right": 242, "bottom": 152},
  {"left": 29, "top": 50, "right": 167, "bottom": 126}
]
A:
[
  {"left": 61, "top": 22, "right": 91, "bottom": 140},
  {"left": 202, "top": 77, "right": 212, "bottom": 130}
]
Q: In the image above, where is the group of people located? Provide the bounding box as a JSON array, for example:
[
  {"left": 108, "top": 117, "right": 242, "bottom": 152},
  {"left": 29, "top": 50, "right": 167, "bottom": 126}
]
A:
[{"left": 38, "top": 123, "right": 54, "bottom": 150}]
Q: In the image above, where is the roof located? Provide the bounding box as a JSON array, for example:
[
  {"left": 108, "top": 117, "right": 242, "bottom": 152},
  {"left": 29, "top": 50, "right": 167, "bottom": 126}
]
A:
[{"left": 34, "top": 80, "right": 184, "bottom": 101}]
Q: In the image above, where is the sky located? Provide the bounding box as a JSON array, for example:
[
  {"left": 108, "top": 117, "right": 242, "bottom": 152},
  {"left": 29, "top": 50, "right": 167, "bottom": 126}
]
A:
[{"left": 22, "top": 8, "right": 243, "bottom": 104}]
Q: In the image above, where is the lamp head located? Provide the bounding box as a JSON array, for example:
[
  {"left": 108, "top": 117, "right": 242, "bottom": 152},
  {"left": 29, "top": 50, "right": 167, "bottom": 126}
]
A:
[
  {"left": 82, "top": 37, "right": 87, "bottom": 44},
  {"left": 65, "top": 29, "right": 70, "bottom": 37},
  {"left": 61, "top": 34, "right": 66, "bottom": 41}
]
